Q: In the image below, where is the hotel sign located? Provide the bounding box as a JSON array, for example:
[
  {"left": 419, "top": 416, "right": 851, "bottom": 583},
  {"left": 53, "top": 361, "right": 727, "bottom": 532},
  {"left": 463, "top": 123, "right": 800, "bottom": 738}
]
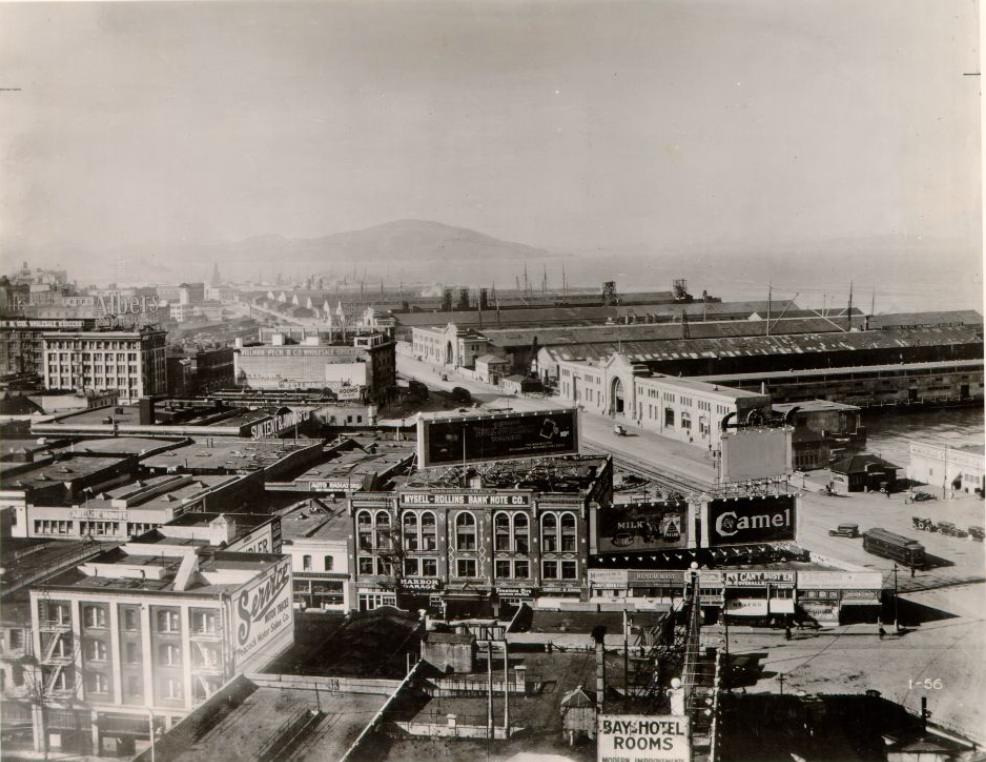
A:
[
  {"left": 399, "top": 492, "right": 531, "bottom": 507},
  {"left": 598, "top": 715, "right": 690, "bottom": 762}
]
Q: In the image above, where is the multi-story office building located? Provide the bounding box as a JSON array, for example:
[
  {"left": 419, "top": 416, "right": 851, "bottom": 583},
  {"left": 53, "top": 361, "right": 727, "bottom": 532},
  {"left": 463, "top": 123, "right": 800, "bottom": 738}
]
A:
[
  {"left": 20, "top": 535, "right": 292, "bottom": 756},
  {"left": 42, "top": 326, "right": 167, "bottom": 404},
  {"left": 0, "top": 318, "right": 100, "bottom": 380},
  {"left": 348, "top": 454, "right": 612, "bottom": 617}
]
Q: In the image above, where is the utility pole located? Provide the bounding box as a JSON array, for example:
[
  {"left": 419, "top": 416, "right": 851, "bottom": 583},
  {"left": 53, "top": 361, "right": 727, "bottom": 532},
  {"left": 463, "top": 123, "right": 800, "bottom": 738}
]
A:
[
  {"left": 766, "top": 283, "right": 772, "bottom": 337},
  {"left": 503, "top": 641, "right": 510, "bottom": 736},
  {"left": 778, "top": 673, "right": 784, "bottom": 696},
  {"left": 487, "top": 640, "right": 494, "bottom": 743},
  {"left": 847, "top": 281, "right": 854, "bottom": 332},
  {"left": 893, "top": 564, "right": 901, "bottom": 632}
]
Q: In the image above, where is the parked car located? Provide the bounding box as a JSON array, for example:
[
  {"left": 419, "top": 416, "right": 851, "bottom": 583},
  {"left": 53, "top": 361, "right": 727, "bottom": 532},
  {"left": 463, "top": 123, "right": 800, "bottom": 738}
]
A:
[
  {"left": 828, "top": 523, "right": 860, "bottom": 538},
  {"left": 937, "top": 521, "right": 968, "bottom": 538},
  {"left": 912, "top": 491, "right": 936, "bottom": 502},
  {"left": 614, "top": 424, "right": 627, "bottom": 436},
  {"left": 913, "top": 517, "right": 937, "bottom": 531},
  {"left": 969, "top": 526, "right": 985, "bottom": 542}
]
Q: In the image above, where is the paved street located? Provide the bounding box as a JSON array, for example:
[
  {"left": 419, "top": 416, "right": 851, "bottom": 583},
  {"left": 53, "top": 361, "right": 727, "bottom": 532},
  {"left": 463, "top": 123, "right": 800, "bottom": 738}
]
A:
[{"left": 725, "top": 582, "right": 986, "bottom": 743}]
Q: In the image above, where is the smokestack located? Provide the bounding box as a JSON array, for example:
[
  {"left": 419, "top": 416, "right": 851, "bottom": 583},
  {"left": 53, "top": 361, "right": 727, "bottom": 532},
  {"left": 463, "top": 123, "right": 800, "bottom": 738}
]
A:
[{"left": 592, "top": 625, "right": 607, "bottom": 714}]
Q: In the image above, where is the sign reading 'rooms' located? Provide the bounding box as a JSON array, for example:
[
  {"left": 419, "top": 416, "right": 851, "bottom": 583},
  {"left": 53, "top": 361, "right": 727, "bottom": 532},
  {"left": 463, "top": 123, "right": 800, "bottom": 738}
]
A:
[{"left": 597, "top": 715, "right": 690, "bottom": 762}]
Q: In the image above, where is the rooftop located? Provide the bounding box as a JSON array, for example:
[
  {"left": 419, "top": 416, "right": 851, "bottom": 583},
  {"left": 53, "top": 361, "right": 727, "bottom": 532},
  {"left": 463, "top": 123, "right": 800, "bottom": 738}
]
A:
[
  {"left": 137, "top": 675, "right": 387, "bottom": 762},
  {"left": 402, "top": 454, "right": 608, "bottom": 493},
  {"left": 143, "top": 438, "right": 319, "bottom": 473},
  {"left": 58, "top": 436, "right": 186, "bottom": 457},
  {"left": 0, "top": 454, "right": 129, "bottom": 493},
  {"left": 694, "top": 357, "right": 985, "bottom": 382},
  {"left": 289, "top": 439, "right": 415, "bottom": 490},
  {"left": 772, "top": 400, "right": 861, "bottom": 413},
  {"left": 634, "top": 371, "right": 768, "bottom": 400},
  {"left": 277, "top": 499, "right": 351, "bottom": 543}
]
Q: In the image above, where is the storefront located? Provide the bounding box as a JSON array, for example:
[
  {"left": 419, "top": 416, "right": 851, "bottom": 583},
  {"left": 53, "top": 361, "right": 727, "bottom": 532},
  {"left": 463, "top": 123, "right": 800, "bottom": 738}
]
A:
[
  {"left": 588, "top": 569, "right": 686, "bottom": 603},
  {"left": 722, "top": 570, "right": 796, "bottom": 625}
]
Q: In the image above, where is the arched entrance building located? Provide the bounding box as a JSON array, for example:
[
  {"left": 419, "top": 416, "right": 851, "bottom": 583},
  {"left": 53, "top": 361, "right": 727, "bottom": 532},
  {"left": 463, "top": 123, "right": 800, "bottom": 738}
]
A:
[{"left": 610, "top": 376, "right": 625, "bottom": 416}]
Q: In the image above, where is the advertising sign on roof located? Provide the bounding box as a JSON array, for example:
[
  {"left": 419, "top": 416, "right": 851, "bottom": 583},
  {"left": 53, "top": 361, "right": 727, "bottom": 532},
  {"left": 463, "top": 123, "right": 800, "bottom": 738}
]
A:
[
  {"left": 706, "top": 494, "right": 797, "bottom": 547},
  {"left": 230, "top": 558, "right": 293, "bottom": 669},
  {"left": 417, "top": 408, "right": 579, "bottom": 467},
  {"left": 595, "top": 501, "right": 687, "bottom": 554},
  {"left": 597, "top": 715, "right": 690, "bottom": 762}
]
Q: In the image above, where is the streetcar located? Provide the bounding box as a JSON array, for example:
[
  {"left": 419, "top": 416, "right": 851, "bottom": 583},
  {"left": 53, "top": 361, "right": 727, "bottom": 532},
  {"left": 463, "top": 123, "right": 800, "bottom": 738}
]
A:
[{"left": 862, "top": 527, "right": 926, "bottom": 568}]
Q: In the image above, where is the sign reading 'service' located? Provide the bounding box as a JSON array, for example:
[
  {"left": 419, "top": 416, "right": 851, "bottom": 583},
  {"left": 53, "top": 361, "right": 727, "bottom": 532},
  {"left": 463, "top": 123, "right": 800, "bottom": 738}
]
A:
[
  {"left": 597, "top": 715, "right": 690, "bottom": 762},
  {"left": 230, "top": 558, "right": 293, "bottom": 669},
  {"left": 417, "top": 408, "right": 579, "bottom": 467}
]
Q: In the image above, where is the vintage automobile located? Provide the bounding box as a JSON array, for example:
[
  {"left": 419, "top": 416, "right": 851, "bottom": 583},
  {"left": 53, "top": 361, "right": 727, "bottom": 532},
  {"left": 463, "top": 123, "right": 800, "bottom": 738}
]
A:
[
  {"left": 614, "top": 424, "right": 627, "bottom": 436},
  {"left": 969, "top": 526, "right": 985, "bottom": 542},
  {"left": 828, "top": 523, "right": 860, "bottom": 538},
  {"left": 936, "top": 521, "right": 968, "bottom": 538}
]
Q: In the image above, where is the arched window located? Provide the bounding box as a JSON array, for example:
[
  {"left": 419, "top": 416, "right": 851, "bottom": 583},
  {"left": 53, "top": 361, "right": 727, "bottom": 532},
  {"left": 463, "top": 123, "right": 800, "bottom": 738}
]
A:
[
  {"left": 375, "top": 511, "right": 390, "bottom": 550},
  {"left": 513, "top": 514, "right": 529, "bottom": 554},
  {"left": 561, "top": 513, "right": 577, "bottom": 552},
  {"left": 403, "top": 513, "right": 418, "bottom": 551},
  {"left": 357, "top": 511, "right": 372, "bottom": 552},
  {"left": 542, "top": 514, "right": 557, "bottom": 552},
  {"left": 494, "top": 513, "right": 511, "bottom": 552},
  {"left": 421, "top": 511, "right": 437, "bottom": 550},
  {"left": 456, "top": 513, "right": 476, "bottom": 550}
]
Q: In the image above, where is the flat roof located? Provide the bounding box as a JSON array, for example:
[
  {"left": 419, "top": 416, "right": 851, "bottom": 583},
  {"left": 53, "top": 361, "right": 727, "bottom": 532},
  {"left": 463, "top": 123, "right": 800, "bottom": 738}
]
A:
[
  {"left": 636, "top": 373, "right": 767, "bottom": 400},
  {"left": 277, "top": 499, "right": 350, "bottom": 542},
  {"left": 40, "top": 547, "right": 285, "bottom": 595},
  {"left": 63, "top": 436, "right": 185, "bottom": 457},
  {"left": 402, "top": 454, "right": 608, "bottom": 492},
  {"left": 0, "top": 538, "right": 112, "bottom": 595},
  {"left": 772, "top": 400, "right": 861, "bottom": 412},
  {"left": 143, "top": 438, "right": 317, "bottom": 473},
  {"left": 149, "top": 679, "right": 386, "bottom": 762},
  {"left": 45, "top": 405, "right": 144, "bottom": 426},
  {"left": 0, "top": 455, "right": 129, "bottom": 491},
  {"left": 694, "top": 357, "right": 985, "bottom": 382},
  {"left": 291, "top": 442, "right": 414, "bottom": 485}
]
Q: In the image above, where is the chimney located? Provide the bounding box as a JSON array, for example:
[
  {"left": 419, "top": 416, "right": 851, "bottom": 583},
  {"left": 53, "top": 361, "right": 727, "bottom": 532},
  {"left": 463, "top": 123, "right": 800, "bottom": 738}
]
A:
[
  {"left": 139, "top": 397, "right": 156, "bottom": 425},
  {"left": 592, "top": 625, "right": 607, "bottom": 714}
]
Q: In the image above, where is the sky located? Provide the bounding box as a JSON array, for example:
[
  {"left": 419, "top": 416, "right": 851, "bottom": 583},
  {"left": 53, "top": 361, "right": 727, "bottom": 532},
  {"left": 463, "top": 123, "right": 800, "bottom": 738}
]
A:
[{"left": 0, "top": 0, "right": 981, "bottom": 286}]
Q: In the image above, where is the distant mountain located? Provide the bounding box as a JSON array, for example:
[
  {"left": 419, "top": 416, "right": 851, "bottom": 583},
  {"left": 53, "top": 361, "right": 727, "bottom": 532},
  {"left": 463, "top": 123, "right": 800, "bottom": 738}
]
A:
[{"left": 229, "top": 219, "right": 554, "bottom": 270}]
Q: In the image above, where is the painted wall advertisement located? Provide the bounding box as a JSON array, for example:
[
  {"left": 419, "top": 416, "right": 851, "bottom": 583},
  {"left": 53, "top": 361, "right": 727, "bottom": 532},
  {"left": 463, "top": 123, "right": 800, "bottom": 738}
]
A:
[
  {"left": 706, "top": 494, "right": 797, "bottom": 546},
  {"left": 597, "top": 715, "right": 690, "bottom": 762},
  {"left": 418, "top": 408, "right": 579, "bottom": 467},
  {"left": 231, "top": 558, "right": 293, "bottom": 668},
  {"left": 595, "top": 501, "right": 688, "bottom": 553}
]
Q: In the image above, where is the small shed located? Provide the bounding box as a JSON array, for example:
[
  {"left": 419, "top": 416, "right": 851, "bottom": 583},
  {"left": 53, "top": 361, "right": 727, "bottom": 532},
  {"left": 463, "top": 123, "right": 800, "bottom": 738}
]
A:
[
  {"left": 831, "top": 453, "right": 900, "bottom": 493},
  {"left": 501, "top": 375, "right": 543, "bottom": 396},
  {"left": 420, "top": 630, "right": 476, "bottom": 674},
  {"left": 560, "top": 684, "right": 597, "bottom": 744},
  {"left": 475, "top": 354, "right": 511, "bottom": 385}
]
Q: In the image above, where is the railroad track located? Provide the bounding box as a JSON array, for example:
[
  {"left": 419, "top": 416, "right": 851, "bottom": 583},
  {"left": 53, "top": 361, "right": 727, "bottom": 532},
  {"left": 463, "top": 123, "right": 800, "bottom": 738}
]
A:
[{"left": 583, "top": 439, "right": 713, "bottom": 497}]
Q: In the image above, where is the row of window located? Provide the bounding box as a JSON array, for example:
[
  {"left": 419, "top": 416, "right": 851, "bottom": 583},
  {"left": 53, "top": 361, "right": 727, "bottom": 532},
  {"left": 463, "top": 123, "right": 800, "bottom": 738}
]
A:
[
  {"left": 357, "top": 510, "right": 578, "bottom": 553},
  {"left": 45, "top": 604, "right": 217, "bottom": 634},
  {"left": 360, "top": 556, "right": 579, "bottom": 580}
]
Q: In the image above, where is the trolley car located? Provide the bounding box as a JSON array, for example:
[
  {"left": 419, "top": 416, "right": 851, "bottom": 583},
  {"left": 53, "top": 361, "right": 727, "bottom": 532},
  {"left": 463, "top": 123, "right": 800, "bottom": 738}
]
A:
[{"left": 862, "top": 527, "right": 926, "bottom": 568}]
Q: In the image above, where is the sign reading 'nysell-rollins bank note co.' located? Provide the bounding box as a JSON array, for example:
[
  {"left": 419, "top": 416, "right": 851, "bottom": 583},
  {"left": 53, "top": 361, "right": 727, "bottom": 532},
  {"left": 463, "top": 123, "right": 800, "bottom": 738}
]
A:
[{"left": 417, "top": 408, "right": 579, "bottom": 468}]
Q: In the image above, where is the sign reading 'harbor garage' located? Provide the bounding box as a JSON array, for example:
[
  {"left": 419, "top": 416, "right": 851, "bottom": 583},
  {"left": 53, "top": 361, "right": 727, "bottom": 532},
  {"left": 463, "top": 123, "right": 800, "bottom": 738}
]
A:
[{"left": 707, "top": 495, "right": 797, "bottom": 546}]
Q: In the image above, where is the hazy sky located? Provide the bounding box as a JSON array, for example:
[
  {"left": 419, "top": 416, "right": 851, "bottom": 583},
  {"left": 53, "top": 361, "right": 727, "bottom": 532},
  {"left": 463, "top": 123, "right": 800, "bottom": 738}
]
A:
[{"left": 0, "top": 0, "right": 981, "bottom": 264}]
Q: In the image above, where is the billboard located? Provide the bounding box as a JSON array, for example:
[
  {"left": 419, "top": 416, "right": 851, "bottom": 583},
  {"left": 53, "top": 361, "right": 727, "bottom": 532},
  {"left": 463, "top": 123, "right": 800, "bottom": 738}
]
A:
[
  {"left": 231, "top": 558, "right": 293, "bottom": 669},
  {"left": 598, "top": 715, "right": 690, "bottom": 762},
  {"left": 706, "top": 494, "right": 797, "bottom": 546},
  {"left": 417, "top": 408, "right": 579, "bottom": 467},
  {"left": 595, "top": 501, "right": 688, "bottom": 554},
  {"left": 720, "top": 427, "right": 792, "bottom": 483}
]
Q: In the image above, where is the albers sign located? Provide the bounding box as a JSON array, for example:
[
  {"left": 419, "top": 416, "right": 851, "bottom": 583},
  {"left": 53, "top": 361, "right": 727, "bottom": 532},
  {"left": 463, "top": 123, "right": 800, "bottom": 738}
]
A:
[{"left": 707, "top": 495, "right": 797, "bottom": 546}]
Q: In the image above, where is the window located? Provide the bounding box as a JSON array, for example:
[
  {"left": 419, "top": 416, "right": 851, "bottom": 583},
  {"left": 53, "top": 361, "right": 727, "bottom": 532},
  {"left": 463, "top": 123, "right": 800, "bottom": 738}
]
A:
[
  {"left": 457, "top": 559, "right": 477, "bottom": 578},
  {"left": 165, "top": 678, "right": 183, "bottom": 700},
  {"left": 375, "top": 511, "right": 390, "bottom": 549},
  {"left": 515, "top": 560, "right": 530, "bottom": 579},
  {"left": 193, "top": 645, "right": 220, "bottom": 668},
  {"left": 84, "top": 606, "right": 107, "bottom": 629},
  {"left": 357, "top": 511, "right": 373, "bottom": 551},
  {"left": 561, "top": 513, "right": 577, "bottom": 552},
  {"left": 126, "top": 642, "right": 141, "bottom": 665},
  {"left": 665, "top": 408, "right": 675, "bottom": 427},
  {"left": 496, "top": 560, "right": 511, "bottom": 578},
  {"left": 191, "top": 611, "right": 216, "bottom": 634},
  {"left": 421, "top": 558, "right": 437, "bottom": 577},
  {"left": 562, "top": 561, "right": 578, "bottom": 579},
  {"left": 157, "top": 610, "right": 180, "bottom": 634},
  {"left": 495, "top": 513, "right": 510, "bottom": 551},
  {"left": 541, "top": 514, "right": 557, "bottom": 552},
  {"left": 8, "top": 629, "right": 24, "bottom": 650},
  {"left": 513, "top": 514, "right": 529, "bottom": 554},
  {"left": 456, "top": 513, "right": 477, "bottom": 550},
  {"left": 159, "top": 643, "right": 182, "bottom": 667},
  {"left": 86, "top": 672, "right": 109, "bottom": 694},
  {"left": 303, "top": 555, "right": 313, "bottom": 571},
  {"left": 85, "top": 639, "right": 108, "bottom": 662},
  {"left": 126, "top": 675, "right": 142, "bottom": 696},
  {"left": 404, "top": 558, "right": 419, "bottom": 576},
  {"left": 323, "top": 555, "right": 334, "bottom": 572},
  {"left": 358, "top": 557, "right": 374, "bottom": 575},
  {"left": 543, "top": 560, "right": 558, "bottom": 579},
  {"left": 403, "top": 513, "right": 418, "bottom": 551},
  {"left": 421, "top": 512, "right": 437, "bottom": 550}
]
